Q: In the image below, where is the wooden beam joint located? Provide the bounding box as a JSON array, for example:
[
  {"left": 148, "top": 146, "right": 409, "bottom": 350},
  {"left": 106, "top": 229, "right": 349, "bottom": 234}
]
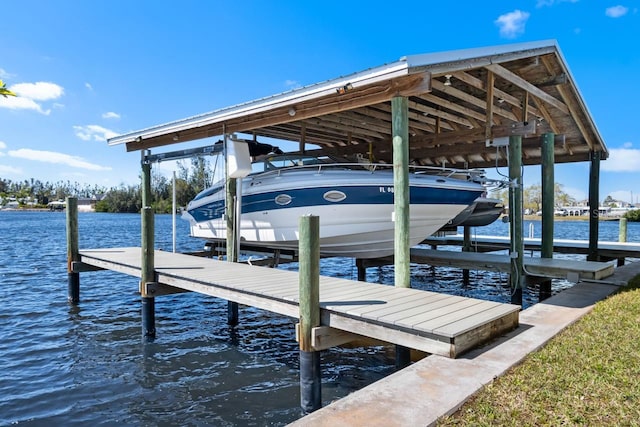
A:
[{"left": 295, "top": 324, "right": 362, "bottom": 351}]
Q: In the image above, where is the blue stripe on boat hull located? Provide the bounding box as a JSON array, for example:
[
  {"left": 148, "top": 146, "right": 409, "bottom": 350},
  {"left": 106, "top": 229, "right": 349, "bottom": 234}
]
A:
[{"left": 188, "top": 185, "right": 482, "bottom": 223}]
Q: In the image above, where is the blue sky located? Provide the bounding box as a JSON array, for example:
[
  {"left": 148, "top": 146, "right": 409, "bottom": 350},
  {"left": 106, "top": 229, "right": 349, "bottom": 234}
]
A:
[{"left": 1, "top": 1, "right": 639, "bottom": 203}]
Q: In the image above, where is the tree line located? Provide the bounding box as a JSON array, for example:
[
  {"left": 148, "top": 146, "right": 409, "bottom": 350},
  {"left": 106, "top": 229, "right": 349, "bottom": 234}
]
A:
[
  {"left": 0, "top": 157, "right": 215, "bottom": 214},
  {"left": 490, "top": 182, "right": 577, "bottom": 213}
]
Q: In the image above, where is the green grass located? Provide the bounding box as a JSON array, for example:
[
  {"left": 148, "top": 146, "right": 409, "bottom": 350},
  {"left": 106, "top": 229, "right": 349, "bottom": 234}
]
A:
[{"left": 438, "top": 276, "right": 640, "bottom": 426}]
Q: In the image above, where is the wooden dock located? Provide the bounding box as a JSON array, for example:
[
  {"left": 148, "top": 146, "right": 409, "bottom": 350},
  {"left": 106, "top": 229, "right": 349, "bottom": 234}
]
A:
[
  {"left": 77, "top": 247, "right": 520, "bottom": 358},
  {"left": 424, "top": 235, "right": 640, "bottom": 260},
  {"left": 361, "top": 248, "right": 615, "bottom": 281}
]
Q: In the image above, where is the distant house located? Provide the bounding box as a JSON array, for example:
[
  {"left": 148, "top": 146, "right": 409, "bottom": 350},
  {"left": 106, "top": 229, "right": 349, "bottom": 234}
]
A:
[
  {"left": 47, "top": 197, "right": 101, "bottom": 212},
  {"left": 47, "top": 200, "right": 66, "bottom": 211},
  {"left": 78, "top": 197, "right": 96, "bottom": 212}
]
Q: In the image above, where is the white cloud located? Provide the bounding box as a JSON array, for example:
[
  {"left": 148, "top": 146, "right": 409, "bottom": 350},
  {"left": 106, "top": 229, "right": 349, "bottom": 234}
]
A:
[
  {"left": 85, "top": 82, "right": 93, "bottom": 91},
  {"left": 0, "top": 68, "right": 13, "bottom": 79},
  {"left": 495, "top": 10, "right": 530, "bottom": 38},
  {"left": 284, "top": 79, "right": 301, "bottom": 89},
  {"left": 0, "top": 165, "right": 23, "bottom": 175},
  {"left": 606, "top": 5, "right": 628, "bottom": 17},
  {"left": 601, "top": 148, "right": 640, "bottom": 172},
  {"left": 102, "top": 111, "right": 121, "bottom": 119},
  {"left": 536, "top": 0, "right": 578, "bottom": 7},
  {"left": 0, "top": 141, "right": 6, "bottom": 150},
  {"left": 562, "top": 186, "right": 586, "bottom": 201},
  {"left": 0, "top": 96, "right": 52, "bottom": 114},
  {"left": 73, "top": 125, "right": 119, "bottom": 141},
  {"left": 0, "top": 81, "right": 64, "bottom": 115},
  {"left": 608, "top": 190, "right": 635, "bottom": 203},
  {"left": 623, "top": 141, "right": 633, "bottom": 148},
  {"left": 10, "top": 82, "right": 63, "bottom": 101},
  {"left": 8, "top": 148, "right": 112, "bottom": 171}
]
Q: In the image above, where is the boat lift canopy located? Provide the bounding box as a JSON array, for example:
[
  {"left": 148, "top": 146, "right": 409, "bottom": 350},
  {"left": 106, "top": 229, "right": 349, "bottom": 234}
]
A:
[{"left": 107, "top": 40, "right": 607, "bottom": 170}]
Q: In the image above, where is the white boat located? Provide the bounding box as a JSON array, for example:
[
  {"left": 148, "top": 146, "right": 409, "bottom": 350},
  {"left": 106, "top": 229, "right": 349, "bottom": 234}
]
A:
[
  {"left": 182, "top": 153, "right": 486, "bottom": 258},
  {"left": 445, "top": 196, "right": 505, "bottom": 228}
]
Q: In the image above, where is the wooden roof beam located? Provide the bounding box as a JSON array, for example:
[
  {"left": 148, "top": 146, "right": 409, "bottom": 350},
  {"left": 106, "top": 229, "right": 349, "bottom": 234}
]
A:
[
  {"left": 540, "top": 56, "right": 595, "bottom": 150},
  {"left": 409, "top": 134, "right": 569, "bottom": 160},
  {"left": 126, "top": 72, "right": 431, "bottom": 152},
  {"left": 453, "top": 70, "right": 543, "bottom": 118},
  {"left": 410, "top": 122, "right": 536, "bottom": 148},
  {"left": 431, "top": 79, "right": 518, "bottom": 122},
  {"left": 485, "top": 63, "right": 569, "bottom": 114}
]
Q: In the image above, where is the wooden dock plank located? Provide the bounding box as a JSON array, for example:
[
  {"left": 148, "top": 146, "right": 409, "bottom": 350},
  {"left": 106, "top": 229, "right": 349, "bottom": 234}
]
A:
[
  {"left": 424, "top": 234, "right": 640, "bottom": 259},
  {"left": 434, "top": 304, "right": 522, "bottom": 336},
  {"left": 395, "top": 299, "right": 485, "bottom": 331},
  {"left": 415, "top": 300, "right": 506, "bottom": 334},
  {"left": 374, "top": 294, "right": 473, "bottom": 325},
  {"left": 323, "top": 288, "right": 409, "bottom": 313},
  {"left": 408, "top": 248, "right": 615, "bottom": 280},
  {"left": 356, "top": 292, "right": 453, "bottom": 319},
  {"left": 79, "top": 247, "right": 520, "bottom": 358}
]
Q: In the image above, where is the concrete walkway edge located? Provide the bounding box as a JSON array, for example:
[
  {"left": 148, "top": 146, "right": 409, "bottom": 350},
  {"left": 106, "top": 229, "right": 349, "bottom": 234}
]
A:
[{"left": 289, "top": 261, "right": 640, "bottom": 427}]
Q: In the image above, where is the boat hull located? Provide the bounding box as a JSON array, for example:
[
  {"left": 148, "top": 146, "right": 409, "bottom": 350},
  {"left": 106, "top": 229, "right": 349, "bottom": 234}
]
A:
[
  {"left": 188, "top": 203, "right": 470, "bottom": 258},
  {"left": 184, "top": 167, "right": 484, "bottom": 258}
]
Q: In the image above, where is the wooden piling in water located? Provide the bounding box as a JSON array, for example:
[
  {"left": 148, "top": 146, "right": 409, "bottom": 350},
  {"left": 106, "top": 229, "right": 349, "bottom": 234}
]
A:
[
  {"left": 540, "top": 132, "right": 555, "bottom": 300},
  {"left": 298, "top": 215, "right": 321, "bottom": 414},
  {"left": 619, "top": 217, "right": 628, "bottom": 243},
  {"left": 141, "top": 155, "right": 156, "bottom": 339},
  {"left": 588, "top": 151, "right": 601, "bottom": 262},
  {"left": 66, "top": 196, "right": 80, "bottom": 304},
  {"left": 225, "top": 134, "right": 240, "bottom": 326},
  {"left": 508, "top": 135, "right": 524, "bottom": 306},
  {"left": 391, "top": 96, "right": 411, "bottom": 369},
  {"left": 462, "top": 226, "right": 471, "bottom": 285}
]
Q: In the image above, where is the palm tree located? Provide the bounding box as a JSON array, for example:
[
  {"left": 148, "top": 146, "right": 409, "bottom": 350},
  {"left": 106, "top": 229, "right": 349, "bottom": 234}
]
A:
[{"left": 1, "top": 80, "right": 16, "bottom": 97}]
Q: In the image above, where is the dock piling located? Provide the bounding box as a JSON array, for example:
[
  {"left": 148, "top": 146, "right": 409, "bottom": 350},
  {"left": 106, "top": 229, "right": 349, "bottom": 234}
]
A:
[
  {"left": 141, "top": 156, "right": 157, "bottom": 339},
  {"left": 298, "top": 215, "right": 322, "bottom": 414},
  {"left": 66, "top": 196, "right": 80, "bottom": 304},
  {"left": 462, "top": 226, "right": 472, "bottom": 285},
  {"left": 392, "top": 96, "right": 412, "bottom": 369},
  {"left": 588, "top": 151, "right": 601, "bottom": 262},
  {"left": 619, "top": 217, "right": 628, "bottom": 243},
  {"left": 540, "top": 133, "right": 555, "bottom": 300},
  {"left": 225, "top": 134, "right": 240, "bottom": 326},
  {"left": 508, "top": 135, "right": 524, "bottom": 306}
]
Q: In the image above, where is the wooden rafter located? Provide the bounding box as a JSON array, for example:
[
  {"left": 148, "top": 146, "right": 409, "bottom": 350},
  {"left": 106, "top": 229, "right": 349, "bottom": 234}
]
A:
[{"left": 485, "top": 63, "right": 569, "bottom": 114}]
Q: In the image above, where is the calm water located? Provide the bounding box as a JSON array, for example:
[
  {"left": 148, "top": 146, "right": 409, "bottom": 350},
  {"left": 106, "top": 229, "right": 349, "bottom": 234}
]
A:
[{"left": 1, "top": 211, "right": 637, "bottom": 426}]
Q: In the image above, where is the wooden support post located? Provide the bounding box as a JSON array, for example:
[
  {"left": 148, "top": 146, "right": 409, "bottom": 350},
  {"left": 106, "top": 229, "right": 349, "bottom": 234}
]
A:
[
  {"left": 619, "top": 217, "right": 627, "bottom": 243},
  {"left": 356, "top": 259, "right": 366, "bottom": 282},
  {"left": 462, "top": 226, "right": 471, "bottom": 285},
  {"left": 299, "top": 215, "right": 321, "bottom": 414},
  {"left": 391, "top": 96, "right": 411, "bottom": 369},
  {"left": 540, "top": 133, "right": 555, "bottom": 300},
  {"left": 141, "top": 155, "right": 156, "bottom": 339},
  {"left": 225, "top": 135, "right": 240, "bottom": 326},
  {"left": 66, "top": 196, "right": 80, "bottom": 304},
  {"left": 508, "top": 135, "right": 524, "bottom": 306},
  {"left": 588, "top": 151, "right": 601, "bottom": 262}
]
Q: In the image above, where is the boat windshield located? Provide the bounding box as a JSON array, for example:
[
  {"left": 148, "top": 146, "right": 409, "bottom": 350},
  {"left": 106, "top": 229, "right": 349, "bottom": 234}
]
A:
[{"left": 251, "top": 154, "right": 334, "bottom": 173}]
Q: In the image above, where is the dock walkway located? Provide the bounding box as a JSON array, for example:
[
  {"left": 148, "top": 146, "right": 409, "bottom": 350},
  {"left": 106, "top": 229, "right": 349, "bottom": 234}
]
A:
[
  {"left": 78, "top": 247, "right": 520, "bottom": 358},
  {"left": 424, "top": 234, "right": 640, "bottom": 259},
  {"left": 405, "top": 248, "right": 614, "bottom": 281},
  {"left": 290, "top": 258, "right": 640, "bottom": 426}
]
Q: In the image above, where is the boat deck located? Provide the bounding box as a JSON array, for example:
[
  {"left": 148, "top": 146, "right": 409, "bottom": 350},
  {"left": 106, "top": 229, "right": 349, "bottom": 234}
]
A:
[{"left": 78, "top": 247, "right": 520, "bottom": 358}]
